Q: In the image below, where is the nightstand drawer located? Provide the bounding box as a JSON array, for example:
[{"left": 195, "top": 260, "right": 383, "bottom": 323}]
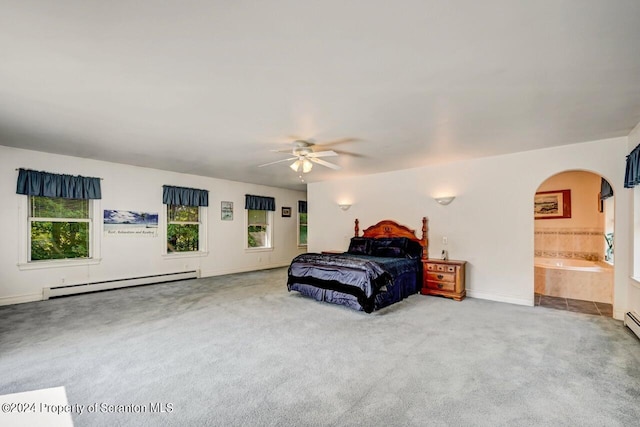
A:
[
  {"left": 425, "top": 280, "right": 455, "bottom": 292},
  {"left": 426, "top": 263, "right": 456, "bottom": 273},
  {"left": 426, "top": 272, "right": 455, "bottom": 283}
]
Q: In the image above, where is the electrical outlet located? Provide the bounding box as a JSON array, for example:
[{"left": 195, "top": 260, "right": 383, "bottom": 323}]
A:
[{"left": 442, "top": 236, "right": 448, "bottom": 245}]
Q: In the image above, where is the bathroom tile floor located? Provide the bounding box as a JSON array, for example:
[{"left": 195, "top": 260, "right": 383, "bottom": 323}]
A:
[{"left": 535, "top": 293, "right": 613, "bottom": 317}]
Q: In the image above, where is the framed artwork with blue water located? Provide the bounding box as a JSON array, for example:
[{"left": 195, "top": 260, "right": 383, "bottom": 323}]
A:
[{"left": 534, "top": 189, "right": 571, "bottom": 220}]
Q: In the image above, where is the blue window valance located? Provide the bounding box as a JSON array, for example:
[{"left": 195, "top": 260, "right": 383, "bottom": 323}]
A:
[
  {"left": 163, "top": 185, "right": 209, "bottom": 207},
  {"left": 600, "top": 178, "right": 613, "bottom": 200},
  {"left": 298, "top": 200, "right": 307, "bottom": 213},
  {"left": 245, "top": 194, "right": 275, "bottom": 211},
  {"left": 16, "top": 168, "right": 101, "bottom": 199},
  {"left": 624, "top": 144, "right": 640, "bottom": 188}
]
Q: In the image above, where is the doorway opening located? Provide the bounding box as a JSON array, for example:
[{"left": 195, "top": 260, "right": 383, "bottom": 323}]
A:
[{"left": 533, "top": 170, "right": 614, "bottom": 317}]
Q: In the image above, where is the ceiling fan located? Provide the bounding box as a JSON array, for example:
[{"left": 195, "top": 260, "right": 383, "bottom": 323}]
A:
[{"left": 258, "top": 140, "right": 341, "bottom": 173}]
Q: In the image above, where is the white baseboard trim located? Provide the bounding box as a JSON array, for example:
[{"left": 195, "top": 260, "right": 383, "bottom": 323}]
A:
[
  {"left": 200, "top": 262, "right": 290, "bottom": 278},
  {"left": 467, "top": 289, "right": 534, "bottom": 307},
  {"left": 44, "top": 270, "right": 200, "bottom": 299},
  {"left": 0, "top": 293, "right": 43, "bottom": 306},
  {"left": 624, "top": 311, "right": 640, "bottom": 337}
]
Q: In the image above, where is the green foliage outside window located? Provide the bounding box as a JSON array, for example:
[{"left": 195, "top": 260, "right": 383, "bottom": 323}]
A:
[
  {"left": 167, "top": 224, "right": 199, "bottom": 252},
  {"left": 167, "top": 205, "right": 199, "bottom": 252},
  {"left": 248, "top": 225, "right": 267, "bottom": 248},
  {"left": 168, "top": 205, "right": 199, "bottom": 222},
  {"left": 299, "top": 212, "right": 308, "bottom": 245},
  {"left": 30, "top": 196, "right": 90, "bottom": 261},
  {"left": 247, "top": 209, "right": 268, "bottom": 248}
]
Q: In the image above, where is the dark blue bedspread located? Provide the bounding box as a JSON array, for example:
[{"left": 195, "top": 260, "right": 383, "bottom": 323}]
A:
[{"left": 287, "top": 252, "right": 421, "bottom": 312}]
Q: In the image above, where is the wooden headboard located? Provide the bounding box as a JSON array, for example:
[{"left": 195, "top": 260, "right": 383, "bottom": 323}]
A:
[{"left": 354, "top": 217, "right": 428, "bottom": 260}]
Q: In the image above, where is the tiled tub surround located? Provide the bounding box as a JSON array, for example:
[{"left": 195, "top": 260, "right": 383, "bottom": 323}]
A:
[
  {"left": 534, "top": 228, "right": 604, "bottom": 261},
  {"left": 534, "top": 257, "right": 613, "bottom": 304}
]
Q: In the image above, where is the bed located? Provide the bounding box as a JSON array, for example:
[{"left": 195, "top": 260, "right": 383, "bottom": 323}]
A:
[{"left": 287, "top": 218, "right": 428, "bottom": 312}]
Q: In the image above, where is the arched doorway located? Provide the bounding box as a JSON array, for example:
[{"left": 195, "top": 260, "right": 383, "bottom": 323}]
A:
[{"left": 533, "top": 170, "right": 614, "bottom": 317}]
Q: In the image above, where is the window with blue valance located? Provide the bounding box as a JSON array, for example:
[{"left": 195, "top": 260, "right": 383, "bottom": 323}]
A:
[
  {"left": 162, "top": 185, "right": 209, "bottom": 207},
  {"left": 245, "top": 194, "right": 275, "bottom": 211},
  {"left": 624, "top": 144, "right": 640, "bottom": 188},
  {"left": 298, "top": 200, "right": 307, "bottom": 213},
  {"left": 600, "top": 178, "right": 613, "bottom": 200},
  {"left": 16, "top": 168, "right": 102, "bottom": 199}
]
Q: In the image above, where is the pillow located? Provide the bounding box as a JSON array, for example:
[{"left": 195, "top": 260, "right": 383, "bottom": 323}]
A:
[
  {"left": 347, "top": 237, "right": 372, "bottom": 255},
  {"left": 370, "top": 237, "right": 423, "bottom": 259},
  {"left": 370, "top": 237, "right": 408, "bottom": 258},
  {"left": 373, "top": 246, "right": 404, "bottom": 257},
  {"left": 404, "top": 239, "right": 424, "bottom": 259}
]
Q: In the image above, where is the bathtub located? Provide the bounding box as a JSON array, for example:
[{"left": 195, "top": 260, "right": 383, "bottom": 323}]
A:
[
  {"left": 534, "top": 257, "right": 609, "bottom": 272},
  {"left": 534, "top": 257, "right": 613, "bottom": 303}
]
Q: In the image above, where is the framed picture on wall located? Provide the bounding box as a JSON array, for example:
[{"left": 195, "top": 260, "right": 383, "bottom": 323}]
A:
[
  {"left": 534, "top": 189, "right": 571, "bottom": 220},
  {"left": 221, "top": 201, "right": 233, "bottom": 221},
  {"left": 281, "top": 207, "right": 291, "bottom": 217}
]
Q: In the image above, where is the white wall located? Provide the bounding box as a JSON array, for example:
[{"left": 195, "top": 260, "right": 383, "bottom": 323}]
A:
[
  {"left": 0, "top": 145, "right": 306, "bottom": 305},
  {"left": 628, "top": 120, "right": 640, "bottom": 317},
  {"left": 308, "top": 137, "right": 630, "bottom": 318}
]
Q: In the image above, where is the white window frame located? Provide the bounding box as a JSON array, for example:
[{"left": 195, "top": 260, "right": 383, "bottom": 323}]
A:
[
  {"left": 18, "top": 196, "right": 102, "bottom": 270},
  {"left": 298, "top": 208, "right": 308, "bottom": 247},
  {"left": 245, "top": 209, "right": 273, "bottom": 251},
  {"left": 163, "top": 205, "right": 208, "bottom": 258}
]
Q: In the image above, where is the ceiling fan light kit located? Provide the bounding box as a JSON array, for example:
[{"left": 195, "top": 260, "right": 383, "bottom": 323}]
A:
[
  {"left": 289, "top": 158, "right": 313, "bottom": 173},
  {"left": 259, "top": 140, "right": 341, "bottom": 174}
]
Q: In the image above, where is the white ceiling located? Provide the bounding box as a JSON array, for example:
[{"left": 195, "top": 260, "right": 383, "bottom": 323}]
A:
[{"left": 1, "top": 1, "right": 639, "bottom": 191}]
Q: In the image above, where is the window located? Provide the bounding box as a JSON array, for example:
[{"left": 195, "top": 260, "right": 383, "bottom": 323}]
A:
[
  {"left": 298, "top": 200, "right": 307, "bottom": 246},
  {"left": 247, "top": 209, "right": 271, "bottom": 249},
  {"left": 298, "top": 211, "right": 308, "bottom": 246},
  {"left": 167, "top": 204, "right": 201, "bottom": 253},
  {"left": 29, "top": 196, "right": 91, "bottom": 261}
]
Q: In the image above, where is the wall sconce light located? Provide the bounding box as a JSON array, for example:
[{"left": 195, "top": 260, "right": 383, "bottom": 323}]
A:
[
  {"left": 338, "top": 204, "right": 352, "bottom": 211},
  {"left": 434, "top": 196, "right": 455, "bottom": 206}
]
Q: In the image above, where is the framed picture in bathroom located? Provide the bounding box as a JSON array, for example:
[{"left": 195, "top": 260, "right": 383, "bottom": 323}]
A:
[{"left": 534, "top": 189, "right": 571, "bottom": 220}]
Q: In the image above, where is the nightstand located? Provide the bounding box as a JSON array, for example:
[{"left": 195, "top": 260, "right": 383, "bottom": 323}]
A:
[
  {"left": 321, "top": 250, "right": 344, "bottom": 254},
  {"left": 421, "top": 259, "right": 466, "bottom": 301}
]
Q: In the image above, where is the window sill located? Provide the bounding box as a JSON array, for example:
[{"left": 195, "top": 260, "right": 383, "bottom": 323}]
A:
[
  {"left": 18, "top": 258, "right": 102, "bottom": 271},
  {"left": 630, "top": 277, "right": 640, "bottom": 289},
  {"left": 162, "top": 252, "right": 209, "bottom": 260},
  {"left": 245, "top": 247, "right": 274, "bottom": 253},
  {"left": 297, "top": 244, "right": 308, "bottom": 249}
]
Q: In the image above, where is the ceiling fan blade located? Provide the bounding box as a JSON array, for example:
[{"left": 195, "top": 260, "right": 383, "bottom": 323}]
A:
[
  {"left": 316, "top": 137, "right": 360, "bottom": 147},
  {"left": 307, "top": 150, "right": 338, "bottom": 158},
  {"left": 258, "top": 157, "right": 297, "bottom": 167},
  {"left": 309, "top": 157, "right": 341, "bottom": 170},
  {"left": 332, "top": 149, "right": 366, "bottom": 158}
]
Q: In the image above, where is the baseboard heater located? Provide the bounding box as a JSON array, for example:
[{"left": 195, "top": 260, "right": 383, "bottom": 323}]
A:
[
  {"left": 624, "top": 311, "right": 640, "bottom": 341},
  {"left": 43, "top": 270, "right": 200, "bottom": 299}
]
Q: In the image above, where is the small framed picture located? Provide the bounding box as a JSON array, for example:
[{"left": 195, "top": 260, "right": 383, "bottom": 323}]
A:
[
  {"left": 281, "top": 207, "right": 291, "bottom": 217},
  {"left": 534, "top": 189, "right": 571, "bottom": 220},
  {"left": 221, "top": 201, "right": 233, "bottom": 221}
]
